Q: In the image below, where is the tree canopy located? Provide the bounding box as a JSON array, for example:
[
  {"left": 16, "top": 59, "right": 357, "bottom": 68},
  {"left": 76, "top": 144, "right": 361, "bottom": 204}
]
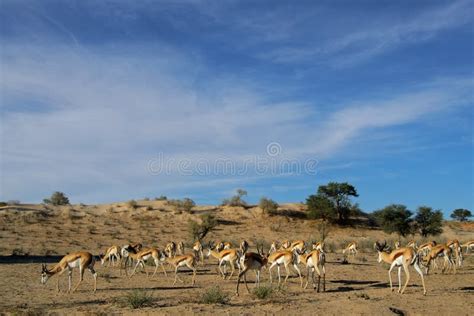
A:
[
  {"left": 372, "top": 204, "right": 413, "bottom": 237},
  {"left": 43, "top": 191, "right": 70, "bottom": 206},
  {"left": 414, "top": 206, "right": 443, "bottom": 237},
  {"left": 306, "top": 182, "right": 358, "bottom": 223},
  {"left": 450, "top": 208, "right": 472, "bottom": 222}
]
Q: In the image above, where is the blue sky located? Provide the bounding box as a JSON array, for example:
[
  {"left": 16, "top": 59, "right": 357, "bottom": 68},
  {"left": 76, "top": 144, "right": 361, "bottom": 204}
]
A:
[{"left": 1, "top": 0, "right": 473, "bottom": 216}]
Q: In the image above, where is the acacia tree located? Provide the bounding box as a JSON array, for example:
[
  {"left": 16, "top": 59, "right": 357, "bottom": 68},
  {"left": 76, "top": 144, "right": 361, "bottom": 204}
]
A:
[
  {"left": 414, "top": 206, "right": 443, "bottom": 237},
  {"left": 316, "top": 182, "right": 359, "bottom": 223},
  {"left": 306, "top": 194, "right": 337, "bottom": 222},
  {"left": 450, "top": 209, "right": 472, "bottom": 222},
  {"left": 372, "top": 204, "right": 413, "bottom": 237}
]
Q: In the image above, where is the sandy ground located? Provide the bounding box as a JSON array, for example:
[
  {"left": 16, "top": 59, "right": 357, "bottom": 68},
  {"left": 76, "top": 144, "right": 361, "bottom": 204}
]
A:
[{"left": 0, "top": 201, "right": 473, "bottom": 315}]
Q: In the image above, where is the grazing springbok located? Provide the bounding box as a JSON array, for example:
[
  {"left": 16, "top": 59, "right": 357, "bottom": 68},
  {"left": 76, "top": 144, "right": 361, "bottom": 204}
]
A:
[
  {"left": 422, "top": 244, "right": 456, "bottom": 275},
  {"left": 41, "top": 251, "right": 97, "bottom": 293},
  {"left": 99, "top": 245, "right": 121, "bottom": 267}
]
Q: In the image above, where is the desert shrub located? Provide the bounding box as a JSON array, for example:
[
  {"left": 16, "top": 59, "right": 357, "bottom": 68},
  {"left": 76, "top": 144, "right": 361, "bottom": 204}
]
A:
[
  {"left": 127, "top": 200, "right": 138, "bottom": 209},
  {"left": 0, "top": 202, "right": 7, "bottom": 207},
  {"left": 155, "top": 195, "right": 168, "bottom": 201},
  {"left": 125, "top": 290, "right": 153, "bottom": 309},
  {"left": 324, "top": 241, "right": 336, "bottom": 253},
  {"left": 145, "top": 206, "right": 153, "bottom": 211},
  {"left": 188, "top": 213, "right": 218, "bottom": 241},
  {"left": 222, "top": 189, "right": 248, "bottom": 207},
  {"left": 270, "top": 222, "right": 282, "bottom": 232},
  {"left": 355, "top": 292, "right": 370, "bottom": 300},
  {"left": 169, "top": 198, "right": 196, "bottom": 213},
  {"left": 43, "top": 192, "right": 69, "bottom": 206},
  {"left": 259, "top": 197, "right": 279, "bottom": 215},
  {"left": 357, "top": 239, "right": 376, "bottom": 252},
  {"left": 253, "top": 285, "right": 274, "bottom": 300},
  {"left": 200, "top": 286, "right": 229, "bottom": 304}
]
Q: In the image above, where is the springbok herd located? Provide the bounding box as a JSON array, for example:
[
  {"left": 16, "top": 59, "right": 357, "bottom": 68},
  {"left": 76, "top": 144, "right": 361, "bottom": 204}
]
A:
[{"left": 40, "top": 239, "right": 474, "bottom": 296}]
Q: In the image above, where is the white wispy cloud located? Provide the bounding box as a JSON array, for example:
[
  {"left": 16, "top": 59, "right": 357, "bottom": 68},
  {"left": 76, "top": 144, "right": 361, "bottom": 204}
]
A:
[
  {"left": 253, "top": 0, "right": 473, "bottom": 66},
  {"left": 1, "top": 37, "right": 471, "bottom": 202}
]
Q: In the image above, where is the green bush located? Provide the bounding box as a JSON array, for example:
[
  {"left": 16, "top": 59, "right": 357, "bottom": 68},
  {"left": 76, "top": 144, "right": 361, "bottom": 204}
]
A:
[
  {"left": 169, "top": 198, "right": 196, "bottom": 213},
  {"left": 125, "top": 290, "right": 153, "bottom": 309},
  {"left": 43, "top": 192, "right": 69, "bottom": 206},
  {"left": 372, "top": 204, "right": 413, "bottom": 237},
  {"left": 0, "top": 202, "right": 7, "bottom": 207},
  {"left": 259, "top": 197, "right": 279, "bottom": 215},
  {"left": 155, "top": 195, "right": 168, "bottom": 201},
  {"left": 200, "top": 286, "right": 229, "bottom": 304},
  {"left": 253, "top": 285, "right": 274, "bottom": 299}
]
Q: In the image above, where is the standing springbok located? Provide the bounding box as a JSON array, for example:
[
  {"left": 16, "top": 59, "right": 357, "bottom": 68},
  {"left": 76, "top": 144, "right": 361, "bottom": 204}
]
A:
[
  {"left": 128, "top": 248, "right": 168, "bottom": 278},
  {"left": 297, "top": 249, "right": 326, "bottom": 292},
  {"left": 267, "top": 249, "right": 303, "bottom": 287},
  {"left": 374, "top": 241, "right": 426, "bottom": 295},
  {"left": 236, "top": 244, "right": 267, "bottom": 295}
]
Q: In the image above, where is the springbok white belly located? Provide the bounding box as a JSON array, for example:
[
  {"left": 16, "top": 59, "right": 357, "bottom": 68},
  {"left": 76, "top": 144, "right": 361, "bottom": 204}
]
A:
[{"left": 68, "top": 259, "right": 81, "bottom": 268}]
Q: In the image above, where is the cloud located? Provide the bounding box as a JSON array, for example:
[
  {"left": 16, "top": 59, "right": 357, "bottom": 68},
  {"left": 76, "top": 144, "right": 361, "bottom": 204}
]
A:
[
  {"left": 1, "top": 38, "right": 471, "bottom": 203},
  {"left": 253, "top": 0, "right": 473, "bottom": 66}
]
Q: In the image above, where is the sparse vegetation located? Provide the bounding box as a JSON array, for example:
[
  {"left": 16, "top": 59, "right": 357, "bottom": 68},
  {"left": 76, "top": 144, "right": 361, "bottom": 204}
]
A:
[
  {"left": 200, "top": 286, "right": 229, "bottom": 304},
  {"left": 169, "top": 198, "right": 196, "bottom": 213},
  {"left": 259, "top": 197, "right": 279, "bottom": 215},
  {"left": 222, "top": 189, "right": 248, "bottom": 207},
  {"left": 0, "top": 202, "right": 7, "bottom": 207},
  {"left": 124, "top": 290, "right": 153, "bottom": 309},
  {"left": 127, "top": 200, "right": 138, "bottom": 209},
  {"left": 43, "top": 192, "right": 69, "bottom": 206},
  {"left": 188, "top": 213, "right": 218, "bottom": 241},
  {"left": 253, "top": 285, "right": 274, "bottom": 299},
  {"left": 155, "top": 195, "right": 167, "bottom": 201}
]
